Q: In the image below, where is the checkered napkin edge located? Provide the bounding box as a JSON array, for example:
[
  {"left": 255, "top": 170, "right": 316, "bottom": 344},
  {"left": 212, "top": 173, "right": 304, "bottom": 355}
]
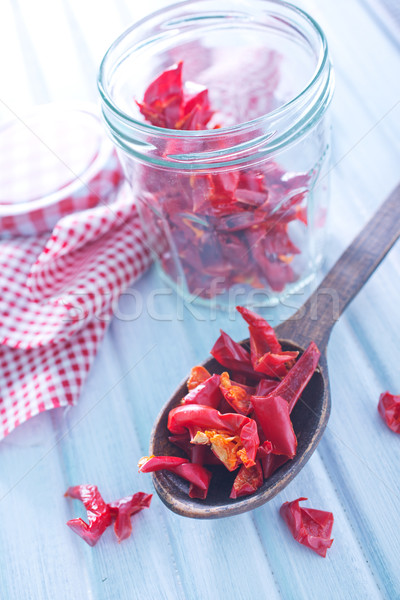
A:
[{"left": 0, "top": 183, "right": 153, "bottom": 440}]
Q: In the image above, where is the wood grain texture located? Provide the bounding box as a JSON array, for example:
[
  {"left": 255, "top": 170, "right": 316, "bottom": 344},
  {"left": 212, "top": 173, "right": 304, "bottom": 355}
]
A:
[{"left": 1, "top": 0, "right": 400, "bottom": 599}]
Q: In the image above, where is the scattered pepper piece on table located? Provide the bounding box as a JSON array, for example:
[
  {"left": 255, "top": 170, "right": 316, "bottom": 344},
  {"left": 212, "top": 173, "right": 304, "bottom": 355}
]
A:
[
  {"left": 65, "top": 485, "right": 152, "bottom": 546},
  {"left": 108, "top": 492, "right": 152, "bottom": 542},
  {"left": 280, "top": 497, "right": 334, "bottom": 557},
  {"left": 378, "top": 391, "right": 400, "bottom": 434},
  {"left": 65, "top": 485, "right": 112, "bottom": 547}
]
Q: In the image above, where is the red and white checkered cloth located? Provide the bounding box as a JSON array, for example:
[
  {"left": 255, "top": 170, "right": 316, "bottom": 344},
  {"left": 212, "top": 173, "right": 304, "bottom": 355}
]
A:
[{"left": 0, "top": 181, "right": 153, "bottom": 440}]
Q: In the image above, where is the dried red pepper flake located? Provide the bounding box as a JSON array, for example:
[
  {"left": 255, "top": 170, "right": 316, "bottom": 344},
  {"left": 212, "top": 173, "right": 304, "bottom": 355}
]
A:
[
  {"left": 137, "top": 61, "right": 215, "bottom": 131},
  {"left": 108, "top": 492, "right": 152, "bottom": 543},
  {"left": 255, "top": 378, "right": 279, "bottom": 396},
  {"left": 136, "top": 61, "right": 184, "bottom": 129},
  {"left": 378, "top": 391, "right": 400, "bottom": 434},
  {"left": 230, "top": 460, "right": 264, "bottom": 499},
  {"left": 251, "top": 395, "right": 297, "bottom": 458},
  {"left": 236, "top": 307, "right": 298, "bottom": 378},
  {"left": 65, "top": 485, "right": 151, "bottom": 546},
  {"left": 65, "top": 485, "right": 112, "bottom": 547},
  {"left": 262, "top": 341, "right": 321, "bottom": 413},
  {"left": 260, "top": 452, "right": 288, "bottom": 480},
  {"left": 187, "top": 366, "right": 212, "bottom": 391},
  {"left": 236, "top": 306, "right": 282, "bottom": 353},
  {"left": 177, "top": 88, "right": 214, "bottom": 130},
  {"left": 136, "top": 63, "right": 312, "bottom": 299},
  {"left": 219, "top": 371, "right": 255, "bottom": 415},
  {"left": 138, "top": 455, "right": 212, "bottom": 499},
  {"left": 181, "top": 373, "right": 223, "bottom": 409},
  {"left": 210, "top": 330, "right": 256, "bottom": 379},
  {"left": 280, "top": 497, "right": 334, "bottom": 558},
  {"left": 252, "top": 346, "right": 299, "bottom": 379}
]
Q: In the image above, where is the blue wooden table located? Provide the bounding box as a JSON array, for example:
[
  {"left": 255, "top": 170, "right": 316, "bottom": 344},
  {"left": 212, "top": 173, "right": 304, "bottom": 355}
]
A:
[{"left": 1, "top": 0, "right": 400, "bottom": 598}]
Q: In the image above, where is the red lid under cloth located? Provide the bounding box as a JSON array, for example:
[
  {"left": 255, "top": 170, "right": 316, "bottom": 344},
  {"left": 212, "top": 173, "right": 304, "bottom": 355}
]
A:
[{"left": 0, "top": 103, "right": 124, "bottom": 236}]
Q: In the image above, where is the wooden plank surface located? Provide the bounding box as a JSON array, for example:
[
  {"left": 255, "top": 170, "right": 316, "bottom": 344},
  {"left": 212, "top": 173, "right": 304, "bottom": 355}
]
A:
[{"left": 0, "top": 1, "right": 400, "bottom": 598}]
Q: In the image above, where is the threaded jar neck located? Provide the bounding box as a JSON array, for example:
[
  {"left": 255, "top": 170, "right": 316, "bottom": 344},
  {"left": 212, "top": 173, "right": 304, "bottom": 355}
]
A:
[{"left": 98, "top": 0, "right": 334, "bottom": 171}]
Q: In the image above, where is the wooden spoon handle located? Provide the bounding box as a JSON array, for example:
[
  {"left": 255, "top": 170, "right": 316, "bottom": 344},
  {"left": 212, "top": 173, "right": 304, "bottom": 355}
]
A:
[{"left": 276, "top": 182, "right": 400, "bottom": 349}]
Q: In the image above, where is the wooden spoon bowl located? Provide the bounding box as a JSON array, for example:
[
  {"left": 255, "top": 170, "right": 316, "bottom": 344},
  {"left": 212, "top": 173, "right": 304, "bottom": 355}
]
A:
[{"left": 150, "top": 183, "right": 400, "bottom": 518}]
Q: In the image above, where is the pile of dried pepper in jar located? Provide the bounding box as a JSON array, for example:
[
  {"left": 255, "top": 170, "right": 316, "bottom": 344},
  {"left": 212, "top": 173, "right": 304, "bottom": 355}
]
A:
[
  {"left": 138, "top": 306, "right": 320, "bottom": 500},
  {"left": 135, "top": 62, "right": 313, "bottom": 298}
]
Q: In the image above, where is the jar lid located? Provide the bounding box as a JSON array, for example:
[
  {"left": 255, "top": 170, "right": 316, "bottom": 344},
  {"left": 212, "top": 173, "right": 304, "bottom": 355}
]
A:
[{"left": 0, "top": 103, "right": 124, "bottom": 236}]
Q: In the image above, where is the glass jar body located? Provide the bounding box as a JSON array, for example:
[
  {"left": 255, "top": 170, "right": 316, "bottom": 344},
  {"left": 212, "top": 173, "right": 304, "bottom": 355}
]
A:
[{"left": 99, "top": 0, "right": 334, "bottom": 308}]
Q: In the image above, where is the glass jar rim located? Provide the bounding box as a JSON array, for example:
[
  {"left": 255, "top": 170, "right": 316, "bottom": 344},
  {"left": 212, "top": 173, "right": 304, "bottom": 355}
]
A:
[{"left": 98, "top": 0, "right": 332, "bottom": 139}]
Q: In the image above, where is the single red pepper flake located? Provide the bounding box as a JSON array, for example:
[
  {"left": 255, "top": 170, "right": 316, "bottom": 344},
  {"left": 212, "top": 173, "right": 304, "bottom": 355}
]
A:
[
  {"left": 108, "top": 492, "right": 152, "bottom": 543},
  {"left": 260, "top": 453, "right": 288, "bottom": 479},
  {"left": 210, "top": 330, "right": 256, "bottom": 379},
  {"left": 219, "top": 371, "right": 254, "bottom": 415},
  {"left": 136, "top": 61, "right": 184, "bottom": 129},
  {"left": 378, "top": 391, "right": 400, "bottom": 434},
  {"left": 230, "top": 460, "right": 264, "bottom": 499},
  {"left": 237, "top": 306, "right": 298, "bottom": 378},
  {"left": 262, "top": 341, "right": 321, "bottom": 413},
  {"left": 137, "top": 61, "right": 215, "bottom": 131},
  {"left": 280, "top": 497, "right": 334, "bottom": 558},
  {"left": 177, "top": 88, "right": 214, "bottom": 130},
  {"left": 255, "top": 378, "right": 279, "bottom": 396},
  {"left": 138, "top": 455, "right": 212, "bottom": 499},
  {"left": 187, "top": 366, "right": 212, "bottom": 391},
  {"left": 65, "top": 485, "right": 112, "bottom": 547},
  {"left": 251, "top": 345, "right": 299, "bottom": 379},
  {"left": 251, "top": 395, "right": 297, "bottom": 458},
  {"left": 181, "top": 373, "right": 223, "bottom": 409},
  {"left": 256, "top": 439, "right": 273, "bottom": 458},
  {"left": 236, "top": 306, "right": 282, "bottom": 354}
]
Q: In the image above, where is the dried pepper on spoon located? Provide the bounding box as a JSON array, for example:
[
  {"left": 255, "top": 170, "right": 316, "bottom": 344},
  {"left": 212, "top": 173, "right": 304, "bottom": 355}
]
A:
[
  {"left": 138, "top": 455, "right": 212, "bottom": 499},
  {"left": 138, "top": 306, "right": 321, "bottom": 500}
]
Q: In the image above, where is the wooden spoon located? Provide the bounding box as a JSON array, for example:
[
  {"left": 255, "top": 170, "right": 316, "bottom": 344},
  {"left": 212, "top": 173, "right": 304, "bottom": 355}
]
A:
[{"left": 149, "top": 183, "right": 400, "bottom": 518}]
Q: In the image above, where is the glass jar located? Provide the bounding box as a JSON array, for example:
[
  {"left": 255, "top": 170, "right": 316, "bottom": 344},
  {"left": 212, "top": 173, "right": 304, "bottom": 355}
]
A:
[{"left": 98, "top": 0, "right": 334, "bottom": 309}]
